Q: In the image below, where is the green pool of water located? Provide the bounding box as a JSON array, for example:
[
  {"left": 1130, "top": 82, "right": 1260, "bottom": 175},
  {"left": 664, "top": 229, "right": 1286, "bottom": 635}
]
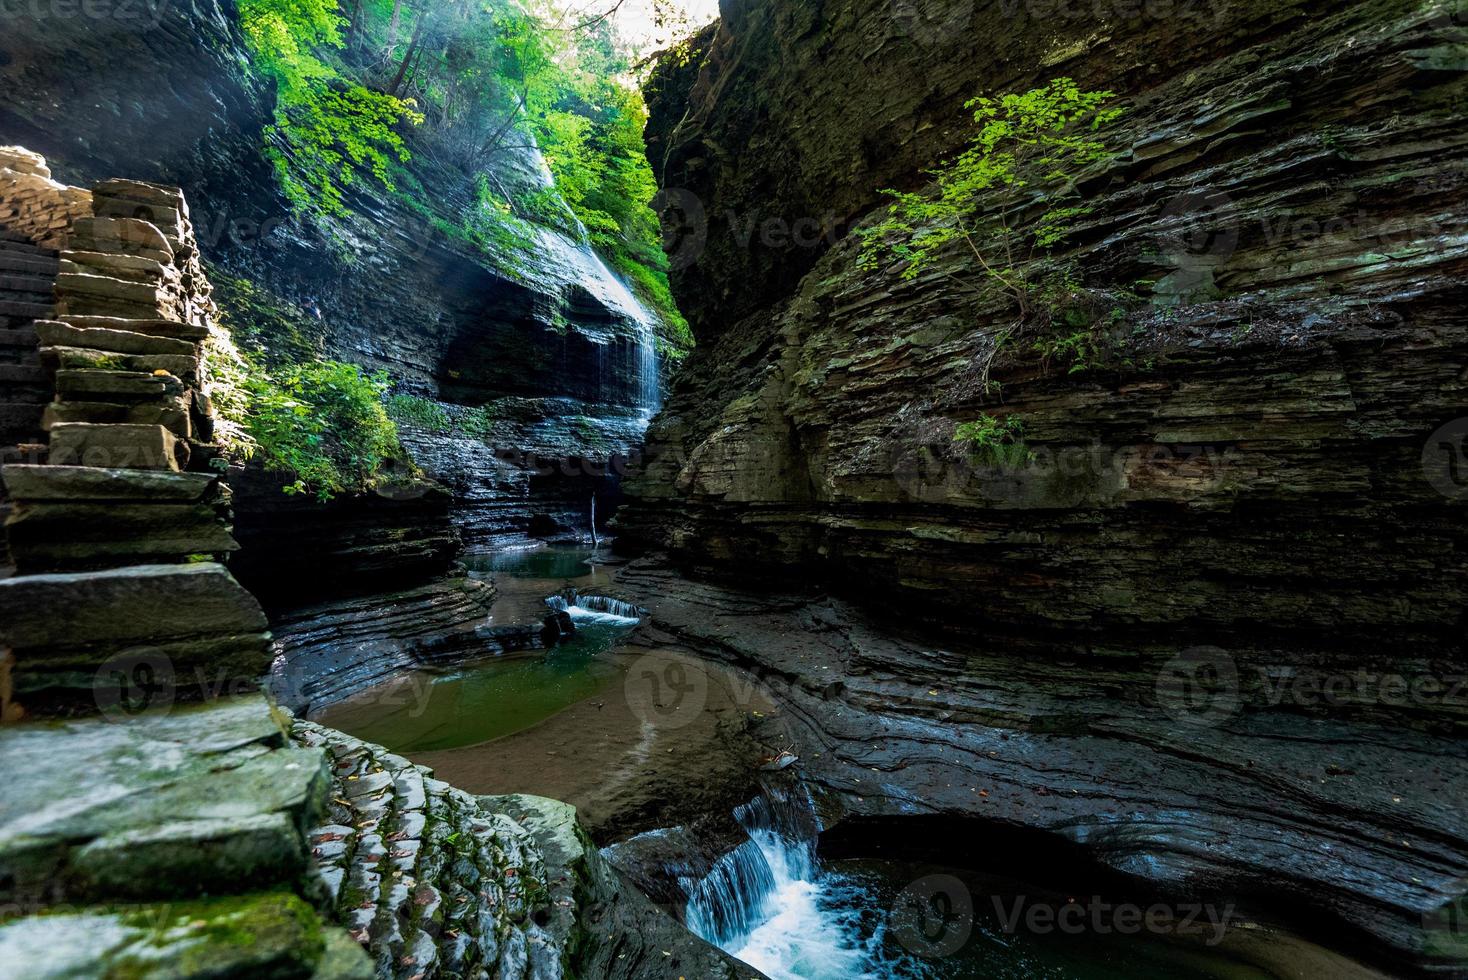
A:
[{"left": 315, "top": 545, "right": 635, "bottom": 753}]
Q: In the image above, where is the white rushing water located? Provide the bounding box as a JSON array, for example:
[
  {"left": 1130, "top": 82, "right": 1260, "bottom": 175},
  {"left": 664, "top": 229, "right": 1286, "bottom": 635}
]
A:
[
  {"left": 686, "top": 791, "right": 918, "bottom": 980},
  {"left": 545, "top": 593, "right": 643, "bottom": 627}
]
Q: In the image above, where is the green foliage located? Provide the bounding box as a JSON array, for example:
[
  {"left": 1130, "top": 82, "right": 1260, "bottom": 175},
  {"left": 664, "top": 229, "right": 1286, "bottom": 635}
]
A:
[
  {"left": 202, "top": 323, "right": 258, "bottom": 461},
  {"left": 459, "top": 403, "right": 500, "bottom": 439},
  {"left": 239, "top": 0, "right": 423, "bottom": 215},
  {"left": 236, "top": 0, "right": 690, "bottom": 345},
  {"left": 953, "top": 414, "right": 1033, "bottom": 469},
  {"left": 245, "top": 361, "right": 404, "bottom": 500},
  {"left": 860, "top": 78, "right": 1124, "bottom": 317},
  {"left": 210, "top": 271, "right": 328, "bottom": 366},
  {"left": 386, "top": 393, "right": 452, "bottom": 432}
]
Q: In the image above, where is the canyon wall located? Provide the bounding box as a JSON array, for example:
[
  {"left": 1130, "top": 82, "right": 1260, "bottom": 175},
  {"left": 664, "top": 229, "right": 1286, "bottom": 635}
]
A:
[
  {"left": 621, "top": 0, "right": 1468, "bottom": 673},
  {"left": 612, "top": 2, "right": 1468, "bottom": 971}
]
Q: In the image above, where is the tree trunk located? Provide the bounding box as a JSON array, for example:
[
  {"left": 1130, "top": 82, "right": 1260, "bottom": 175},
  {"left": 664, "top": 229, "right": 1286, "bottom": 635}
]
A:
[
  {"left": 388, "top": 12, "right": 426, "bottom": 96},
  {"left": 385, "top": 0, "right": 404, "bottom": 62}
]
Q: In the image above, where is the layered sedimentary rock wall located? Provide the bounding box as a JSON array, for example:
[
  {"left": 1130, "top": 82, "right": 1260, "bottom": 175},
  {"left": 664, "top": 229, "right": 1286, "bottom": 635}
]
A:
[
  {"left": 621, "top": 0, "right": 1468, "bottom": 663},
  {"left": 614, "top": 0, "right": 1468, "bottom": 972}
]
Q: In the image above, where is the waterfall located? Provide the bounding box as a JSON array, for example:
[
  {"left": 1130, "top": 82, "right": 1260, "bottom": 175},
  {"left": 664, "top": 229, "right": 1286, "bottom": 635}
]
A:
[
  {"left": 544, "top": 592, "right": 641, "bottom": 626},
  {"left": 684, "top": 785, "right": 914, "bottom": 980},
  {"left": 590, "top": 494, "right": 599, "bottom": 546},
  {"left": 637, "top": 322, "right": 661, "bottom": 414}
]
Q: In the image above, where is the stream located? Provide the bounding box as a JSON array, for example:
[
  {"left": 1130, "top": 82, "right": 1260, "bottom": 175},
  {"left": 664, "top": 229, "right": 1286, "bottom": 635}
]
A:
[{"left": 313, "top": 545, "right": 1361, "bottom": 980}]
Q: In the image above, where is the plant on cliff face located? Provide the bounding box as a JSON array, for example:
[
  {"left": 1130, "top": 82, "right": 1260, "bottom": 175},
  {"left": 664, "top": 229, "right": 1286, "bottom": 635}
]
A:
[
  {"left": 246, "top": 361, "right": 405, "bottom": 500},
  {"left": 953, "top": 413, "right": 1033, "bottom": 469},
  {"left": 386, "top": 393, "right": 452, "bottom": 432},
  {"left": 240, "top": 0, "right": 424, "bottom": 216},
  {"left": 859, "top": 78, "right": 1124, "bottom": 319}
]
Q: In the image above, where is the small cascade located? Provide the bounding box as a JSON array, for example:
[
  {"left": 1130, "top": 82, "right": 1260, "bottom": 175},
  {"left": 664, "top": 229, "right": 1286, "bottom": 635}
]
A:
[
  {"left": 685, "top": 784, "right": 912, "bottom": 980},
  {"left": 544, "top": 591, "right": 642, "bottom": 626}
]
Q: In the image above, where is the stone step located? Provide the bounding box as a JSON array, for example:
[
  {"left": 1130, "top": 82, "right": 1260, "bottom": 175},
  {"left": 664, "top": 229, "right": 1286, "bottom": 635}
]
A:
[
  {"left": 5, "top": 500, "right": 240, "bottom": 573},
  {"left": 54, "top": 368, "right": 182, "bottom": 401},
  {"left": 1, "top": 464, "right": 217, "bottom": 501},
  {"left": 60, "top": 250, "right": 169, "bottom": 283},
  {"left": 35, "top": 319, "right": 194, "bottom": 356},
  {"left": 0, "top": 562, "right": 268, "bottom": 654},
  {"left": 0, "top": 299, "right": 52, "bottom": 320},
  {"left": 58, "top": 314, "right": 208, "bottom": 342},
  {"left": 48, "top": 421, "right": 187, "bottom": 471},
  {"left": 0, "top": 253, "right": 59, "bottom": 276},
  {"left": 43, "top": 398, "right": 191, "bottom": 439},
  {"left": 55, "top": 270, "right": 165, "bottom": 306},
  {"left": 42, "top": 345, "right": 198, "bottom": 382},
  {"left": 69, "top": 216, "right": 173, "bottom": 264}
]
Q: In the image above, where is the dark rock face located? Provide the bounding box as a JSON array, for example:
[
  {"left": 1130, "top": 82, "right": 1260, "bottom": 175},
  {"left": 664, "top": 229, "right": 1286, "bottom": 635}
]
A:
[
  {"left": 617, "top": 0, "right": 1468, "bottom": 972},
  {"left": 621, "top": 0, "right": 1468, "bottom": 660}
]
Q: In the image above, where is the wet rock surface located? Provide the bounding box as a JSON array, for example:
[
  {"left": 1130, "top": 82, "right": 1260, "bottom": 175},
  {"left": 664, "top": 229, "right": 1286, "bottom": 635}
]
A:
[
  {"left": 610, "top": 557, "right": 1468, "bottom": 974},
  {"left": 295, "top": 718, "right": 752, "bottom": 980}
]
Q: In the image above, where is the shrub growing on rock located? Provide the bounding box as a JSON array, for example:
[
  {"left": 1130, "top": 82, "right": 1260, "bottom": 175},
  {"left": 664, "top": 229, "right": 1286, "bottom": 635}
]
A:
[{"left": 246, "top": 361, "right": 405, "bottom": 500}]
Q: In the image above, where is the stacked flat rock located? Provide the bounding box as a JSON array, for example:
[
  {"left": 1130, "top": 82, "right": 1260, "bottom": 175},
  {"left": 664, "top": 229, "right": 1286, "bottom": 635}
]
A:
[
  {"left": 294, "top": 720, "right": 566, "bottom": 980},
  {"left": 0, "top": 145, "right": 91, "bottom": 252},
  {"left": 0, "top": 562, "right": 273, "bottom": 716},
  {"left": 0, "top": 695, "right": 373, "bottom": 979},
  {"left": 0, "top": 464, "right": 239, "bottom": 572}
]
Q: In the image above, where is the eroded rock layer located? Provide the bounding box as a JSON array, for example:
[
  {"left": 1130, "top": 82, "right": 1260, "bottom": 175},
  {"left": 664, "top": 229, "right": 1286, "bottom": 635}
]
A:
[
  {"left": 613, "top": 0, "right": 1468, "bottom": 974},
  {"left": 621, "top": 1, "right": 1468, "bottom": 672}
]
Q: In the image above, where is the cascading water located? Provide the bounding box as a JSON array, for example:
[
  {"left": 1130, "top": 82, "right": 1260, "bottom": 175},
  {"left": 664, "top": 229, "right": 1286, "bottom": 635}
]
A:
[
  {"left": 637, "top": 321, "right": 662, "bottom": 414},
  {"left": 545, "top": 592, "right": 643, "bottom": 626},
  {"left": 685, "top": 785, "right": 920, "bottom": 980}
]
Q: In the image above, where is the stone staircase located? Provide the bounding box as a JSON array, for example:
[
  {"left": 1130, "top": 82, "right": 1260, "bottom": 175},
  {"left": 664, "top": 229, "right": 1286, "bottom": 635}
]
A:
[
  {"left": 0, "top": 148, "right": 270, "bottom": 718},
  {"left": 0, "top": 695, "right": 374, "bottom": 979}
]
